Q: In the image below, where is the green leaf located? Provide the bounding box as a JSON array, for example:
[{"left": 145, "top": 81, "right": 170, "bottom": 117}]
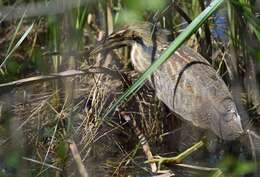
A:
[
  {"left": 6, "top": 151, "right": 20, "bottom": 169},
  {"left": 6, "top": 59, "right": 19, "bottom": 75},
  {"left": 117, "top": 10, "right": 143, "bottom": 25},
  {"left": 125, "top": 0, "right": 166, "bottom": 11},
  {"left": 234, "top": 161, "right": 255, "bottom": 175}
]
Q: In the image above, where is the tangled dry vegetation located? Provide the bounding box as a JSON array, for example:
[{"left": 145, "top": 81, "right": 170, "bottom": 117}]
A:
[{"left": 0, "top": 0, "right": 260, "bottom": 177}]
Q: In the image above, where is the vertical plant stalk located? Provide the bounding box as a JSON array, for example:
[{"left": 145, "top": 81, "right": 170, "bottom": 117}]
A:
[
  {"left": 199, "top": 0, "right": 212, "bottom": 59},
  {"left": 103, "top": 0, "right": 114, "bottom": 67},
  {"left": 69, "top": 140, "right": 89, "bottom": 177},
  {"left": 227, "top": 0, "right": 260, "bottom": 124},
  {"left": 119, "top": 111, "right": 157, "bottom": 172}
]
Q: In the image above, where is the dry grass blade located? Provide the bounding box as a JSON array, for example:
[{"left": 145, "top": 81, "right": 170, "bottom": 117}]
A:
[
  {"left": 22, "top": 157, "right": 62, "bottom": 171},
  {"left": 0, "top": 70, "right": 85, "bottom": 88},
  {"left": 0, "top": 23, "right": 34, "bottom": 69},
  {"left": 119, "top": 111, "right": 157, "bottom": 173},
  {"left": 69, "top": 140, "right": 89, "bottom": 177},
  {"left": 175, "top": 164, "right": 223, "bottom": 177}
]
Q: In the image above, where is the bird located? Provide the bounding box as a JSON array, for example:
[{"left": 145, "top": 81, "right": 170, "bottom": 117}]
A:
[
  {"left": 91, "top": 22, "right": 260, "bottom": 174},
  {"left": 91, "top": 22, "right": 244, "bottom": 141}
]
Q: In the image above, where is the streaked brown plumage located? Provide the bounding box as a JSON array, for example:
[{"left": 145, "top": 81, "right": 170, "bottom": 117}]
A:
[{"left": 91, "top": 22, "right": 244, "bottom": 140}]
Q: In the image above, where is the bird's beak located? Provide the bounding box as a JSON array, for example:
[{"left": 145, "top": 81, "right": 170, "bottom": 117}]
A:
[{"left": 89, "top": 32, "right": 133, "bottom": 56}]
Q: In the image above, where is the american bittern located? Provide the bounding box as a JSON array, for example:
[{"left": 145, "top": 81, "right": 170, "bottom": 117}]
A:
[
  {"left": 91, "top": 22, "right": 260, "bottom": 175},
  {"left": 92, "top": 22, "right": 245, "bottom": 141}
]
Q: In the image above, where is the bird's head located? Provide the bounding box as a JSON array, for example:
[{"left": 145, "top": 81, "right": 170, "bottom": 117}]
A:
[{"left": 90, "top": 22, "right": 171, "bottom": 72}]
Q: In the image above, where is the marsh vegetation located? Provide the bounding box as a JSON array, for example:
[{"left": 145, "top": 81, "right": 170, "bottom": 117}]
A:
[{"left": 0, "top": 0, "right": 260, "bottom": 176}]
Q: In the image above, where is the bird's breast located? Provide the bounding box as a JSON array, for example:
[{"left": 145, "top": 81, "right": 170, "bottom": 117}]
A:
[{"left": 130, "top": 42, "right": 157, "bottom": 73}]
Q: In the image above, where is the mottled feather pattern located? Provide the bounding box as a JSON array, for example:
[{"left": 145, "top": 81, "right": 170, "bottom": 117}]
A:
[
  {"left": 148, "top": 45, "right": 243, "bottom": 140},
  {"left": 91, "top": 22, "right": 260, "bottom": 174},
  {"left": 93, "top": 22, "right": 244, "bottom": 140},
  {"left": 124, "top": 22, "right": 244, "bottom": 140}
]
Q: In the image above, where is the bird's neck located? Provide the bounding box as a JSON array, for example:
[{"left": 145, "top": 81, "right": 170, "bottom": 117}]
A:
[{"left": 130, "top": 42, "right": 153, "bottom": 73}]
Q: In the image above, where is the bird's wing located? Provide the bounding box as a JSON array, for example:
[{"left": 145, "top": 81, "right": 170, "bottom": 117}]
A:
[{"left": 153, "top": 46, "right": 244, "bottom": 140}]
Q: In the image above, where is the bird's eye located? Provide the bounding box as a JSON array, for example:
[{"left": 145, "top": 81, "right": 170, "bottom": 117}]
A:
[{"left": 134, "top": 37, "right": 144, "bottom": 45}]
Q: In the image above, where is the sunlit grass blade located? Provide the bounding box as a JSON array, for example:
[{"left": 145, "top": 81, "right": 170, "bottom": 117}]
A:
[
  {"left": 0, "top": 23, "right": 34, "bottom": 69},
  {"left": 102, "top": 0, "right": 225, "bottom": 118},
  {"left": 0, "top": 12, "right": 27, "bottom": 74},
  {"left": 7, "top": 12, "right": 27, "bottom": 54}
]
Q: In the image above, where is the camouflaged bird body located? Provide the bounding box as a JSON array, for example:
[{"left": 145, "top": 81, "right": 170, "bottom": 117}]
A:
[
  {"left": 93, "top": 22, "right": 244, "bottom": 140},
  {"left": 157, "top": 47, "right": 243, "bottom": 140},
  {"left": 131, "top": 40, "right": 244, "bottom": 140}
]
